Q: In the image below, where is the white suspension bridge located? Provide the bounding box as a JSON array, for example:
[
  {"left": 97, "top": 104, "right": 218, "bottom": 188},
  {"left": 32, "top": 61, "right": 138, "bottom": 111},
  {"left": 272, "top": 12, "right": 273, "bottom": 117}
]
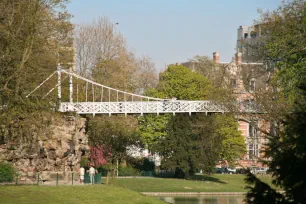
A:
[{"left": 26, "top": 65, "right": 256, "bottom": 116}]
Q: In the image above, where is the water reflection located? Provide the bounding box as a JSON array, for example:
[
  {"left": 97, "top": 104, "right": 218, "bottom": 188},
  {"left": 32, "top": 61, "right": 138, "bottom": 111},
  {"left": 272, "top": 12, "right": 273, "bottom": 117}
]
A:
[{"left": 159, "top": 195, "right": 244, "bottom": 204}]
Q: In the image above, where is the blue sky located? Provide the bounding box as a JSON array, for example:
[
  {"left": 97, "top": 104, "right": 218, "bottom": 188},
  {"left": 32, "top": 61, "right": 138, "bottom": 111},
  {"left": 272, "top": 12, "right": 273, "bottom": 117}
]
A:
[{"left": 67, "top": 0, "right": 281, "bottom": 71}]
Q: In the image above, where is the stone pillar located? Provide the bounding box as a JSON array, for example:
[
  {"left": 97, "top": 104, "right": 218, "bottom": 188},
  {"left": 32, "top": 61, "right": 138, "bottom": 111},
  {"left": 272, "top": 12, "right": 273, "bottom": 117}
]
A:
[
  {"left": 236, "top": 52, "right": 242, "bottom": 65},
  {"left": 213, "top": 52, "right": 220, "bottom": 64}
]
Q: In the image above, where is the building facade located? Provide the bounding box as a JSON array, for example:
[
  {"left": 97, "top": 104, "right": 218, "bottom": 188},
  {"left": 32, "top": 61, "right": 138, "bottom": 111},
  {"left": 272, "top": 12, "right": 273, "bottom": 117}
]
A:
[
  {"left": 177, "top": 51, "right": 271, "bottom": 168},
  {"left": 236, "top": 25, "right": 261, "bottom": 63}
]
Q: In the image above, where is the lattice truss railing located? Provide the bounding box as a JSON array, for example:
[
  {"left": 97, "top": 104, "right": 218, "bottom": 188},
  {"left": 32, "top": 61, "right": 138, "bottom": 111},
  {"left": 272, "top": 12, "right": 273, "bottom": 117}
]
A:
[
  {"left": 59, "top": 101, "right": 225, "bottom": 115},
  {"left": 26, "top": 65, "right": 258, "bottom": 115}
]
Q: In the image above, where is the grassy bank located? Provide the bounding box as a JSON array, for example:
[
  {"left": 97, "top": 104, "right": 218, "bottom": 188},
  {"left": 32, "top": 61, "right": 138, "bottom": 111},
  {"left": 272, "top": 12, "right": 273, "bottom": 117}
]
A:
[
  {"left": 114, "top": 174, "right": 275, "bottom": 192},
  {"left": 0, "top": 185, "right": 166, "bottom": 204},
  {"left": 0, "top": 174, "right": 276, "bottom": 204}
]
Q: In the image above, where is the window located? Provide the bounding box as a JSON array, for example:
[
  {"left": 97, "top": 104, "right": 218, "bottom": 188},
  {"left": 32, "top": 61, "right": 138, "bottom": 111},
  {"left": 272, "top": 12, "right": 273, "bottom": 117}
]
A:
[
  {"left": 244, "top": 33, "right": 248, "bottom": 39},
  {"left": 249, "top": 124, "right": 257, "bottom": 137},
  {"left": 232, "top": 79, "right": 237, "bottom": 89},
  {"left": 244, "top": 99, "right": 255, "bottom": 111},
  {"left": 248, "top": 122, "right": 259, "bottom": 159},
  {"left": 248, "top": 143, "right": 259, "bottom": 159},
  {"left": 250, "top": 31, "right": 257, "bottom": 38},
  {"left": 270, "top": 122, "right": 277, "bottom": 137},
  {"left": 250, "top": 79, "right": 256, "bottom": 92}
]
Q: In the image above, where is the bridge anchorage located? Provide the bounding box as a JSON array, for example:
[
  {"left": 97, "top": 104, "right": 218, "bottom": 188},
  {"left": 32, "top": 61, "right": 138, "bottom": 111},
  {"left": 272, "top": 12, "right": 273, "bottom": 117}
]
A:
[{"left": 26, "top": 65, "right": 256, "bottom": 116}]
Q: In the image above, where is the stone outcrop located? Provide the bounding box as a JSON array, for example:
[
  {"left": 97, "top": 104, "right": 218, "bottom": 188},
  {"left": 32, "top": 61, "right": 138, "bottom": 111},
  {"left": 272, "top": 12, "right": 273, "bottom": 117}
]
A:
[{"left": 0, "top": 114, "right": 89, "bottom": 182}]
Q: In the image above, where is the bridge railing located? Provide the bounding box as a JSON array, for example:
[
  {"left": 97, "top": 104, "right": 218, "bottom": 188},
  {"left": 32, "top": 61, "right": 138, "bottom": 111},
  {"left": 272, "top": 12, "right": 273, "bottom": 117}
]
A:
[
  {"left": 59, "top": 100, "right": 226, "bottom": 115},
  {"left": 26, "top": 68, "right": 261, "bottom": 115}
]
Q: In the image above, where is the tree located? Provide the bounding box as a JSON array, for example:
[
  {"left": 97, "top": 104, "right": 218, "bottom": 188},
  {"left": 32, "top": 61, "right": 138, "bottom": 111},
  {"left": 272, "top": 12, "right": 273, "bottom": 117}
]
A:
[
  {"left": 246, "top": 82, "right": 306, "bottom": 204},
  {"left": 87, "top": 116, "right": 140, "bottom": 166},
  {"left": 93, "top": 51, "right": 138, "bottom": 92},
  {"left": 189, "top": 56, "right": 236, "bottom": 108},
  {"left": 135, "top": 56, "right": 158, "bottom": 92},
  {"left": 156, "top": 65, "right": 213, "bottom": 100},
  {"left": 138, "top": 65, "right": 214, "bottom": 149},
  {"left": 213, "top": 115, "right": 246, "bottom": 166},
  {"left": 0, "top": 0, "right": 73, "bottom": 145},
  {"left": 137, "top": 114, "right": 170, "bottom": 149},
  {"left": 153, "top": 114, "right": 245, "bottom": 178},
  {"left": 138, "top": 65, "right": 245, "bottom": 177},
  {"left": 0, "top": 0, "right": 73, "bottom": 103},
  {"left": 77, "top": 17, "right": 158, "bottom": 167},
  {"left": 190, "top": 56, "right": 227, "bottom": 87},
  {"left": 153, "top": 114, "right": 196, "bottom": 178},
  {"left": 245, "top": 1, "right": 306, "bottom": 203},
  {"left": 256, "top": 0, "right": 306, "bottom": 104},
  {"left": 74, "top": 17, "right": 157, "bottom": 94},
  {"left": 74, "top": 16, "right": 125, "bottom": 77}
]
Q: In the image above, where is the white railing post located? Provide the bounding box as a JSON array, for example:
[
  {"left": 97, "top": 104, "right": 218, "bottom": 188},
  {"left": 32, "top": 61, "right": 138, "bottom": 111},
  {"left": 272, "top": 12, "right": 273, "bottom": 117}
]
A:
[
  {"left": 69, "top": 67, "right": 73, "bottom": 103},
  {"left": 141, "top": 98, "right": 143, "bottom": 116}
]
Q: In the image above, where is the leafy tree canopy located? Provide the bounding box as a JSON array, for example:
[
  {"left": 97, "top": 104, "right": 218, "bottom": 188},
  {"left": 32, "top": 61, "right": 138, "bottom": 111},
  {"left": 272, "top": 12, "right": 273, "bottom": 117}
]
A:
[
  {"left": 0, "top": 0, "right": 73, "bottom": 143},
  {"left": 0, "top": 0, "right": 73, "bottom": 104},
  {"left": 257, "top": 0, "right": 306, "bottom": 103},
  {"left": 138, "top": 65, "right": 245, "bottom": 176},
  {"left": 153, "top": 114, "right": 245, "bottom": 178},
  {"left": 138, "top": 65, "right": 214, "bottom": 147},
  {"left": 156, "top": 65, "right": 213, "bottom": 100},
  {"left": 87, "top": 116, "right": 140, "bottom": 165},
  {"left": 137, "top": 114, "right": 170, "bottom": 149},
  {"left": 246, "top": 1, "right": 306, "bottom": 203}
]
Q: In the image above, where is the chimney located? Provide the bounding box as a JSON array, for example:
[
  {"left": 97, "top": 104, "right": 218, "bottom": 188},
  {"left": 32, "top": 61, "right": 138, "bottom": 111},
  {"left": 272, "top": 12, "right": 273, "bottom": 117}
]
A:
[
  {"left": 235, "top": 52, "right": 242, "bottom": 65},
  {"left": 213, "top": 52, "right": 220, "bottom": 64}
]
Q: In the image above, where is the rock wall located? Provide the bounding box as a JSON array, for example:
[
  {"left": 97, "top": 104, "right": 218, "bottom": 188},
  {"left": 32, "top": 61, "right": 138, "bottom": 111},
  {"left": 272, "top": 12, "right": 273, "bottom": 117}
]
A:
[{"left": 0, "top": 114, "right": 89, "bottom": 182}]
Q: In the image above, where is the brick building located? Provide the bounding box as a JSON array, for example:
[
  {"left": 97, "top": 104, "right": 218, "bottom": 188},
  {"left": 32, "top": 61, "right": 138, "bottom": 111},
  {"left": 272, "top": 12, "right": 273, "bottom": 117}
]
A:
[{"left": 177, "top": 51, "right": 272, "bottom": 168}]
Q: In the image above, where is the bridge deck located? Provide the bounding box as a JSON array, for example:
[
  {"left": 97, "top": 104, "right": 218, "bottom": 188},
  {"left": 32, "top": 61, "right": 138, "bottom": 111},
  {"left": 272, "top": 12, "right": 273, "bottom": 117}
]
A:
[{"left": 59, "top": 101, "right": 226, "bottom": 115}]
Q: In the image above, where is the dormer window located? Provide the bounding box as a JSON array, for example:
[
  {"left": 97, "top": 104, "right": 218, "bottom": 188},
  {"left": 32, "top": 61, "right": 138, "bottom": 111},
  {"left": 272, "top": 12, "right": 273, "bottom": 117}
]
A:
[
  {"left": 250, "top": 31, "right": 257, "bottom": 38},
  {"left": 250, "top": 78, "right": 256, "bottom": 92}
]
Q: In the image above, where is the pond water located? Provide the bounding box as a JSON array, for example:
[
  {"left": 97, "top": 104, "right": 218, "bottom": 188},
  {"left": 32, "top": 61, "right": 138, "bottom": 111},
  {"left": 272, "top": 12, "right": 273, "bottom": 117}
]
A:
[{"left": 158, "top": 195, "right": 244, "bottom": 204}]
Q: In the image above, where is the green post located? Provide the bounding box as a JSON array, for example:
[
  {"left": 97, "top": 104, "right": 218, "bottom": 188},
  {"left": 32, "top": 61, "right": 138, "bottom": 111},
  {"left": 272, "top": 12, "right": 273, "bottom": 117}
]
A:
[
  {"left": 15, "top": 173, "right": 18, "bottom": 185},
  {"left": 72, "top": 172, "right": 74, "bottom": 185},
  {"left": 37, "top": 173, "right": 40, "bottom": 185},
  {"left": 56, "top": 173, "right": 58, "bottom": 186}
]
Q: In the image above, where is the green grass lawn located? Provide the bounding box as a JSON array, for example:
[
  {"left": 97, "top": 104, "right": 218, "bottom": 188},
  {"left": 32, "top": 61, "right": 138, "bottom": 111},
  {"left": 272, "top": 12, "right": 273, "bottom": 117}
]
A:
[
  {"left": 113, "top": 174, "right": 275, "bottom": 192},
  {"left": 0, "top": 185, "right": 166, "bottom": 204},
  {"left": 0, "top": 174, "right": 276, "bottom": 204}
]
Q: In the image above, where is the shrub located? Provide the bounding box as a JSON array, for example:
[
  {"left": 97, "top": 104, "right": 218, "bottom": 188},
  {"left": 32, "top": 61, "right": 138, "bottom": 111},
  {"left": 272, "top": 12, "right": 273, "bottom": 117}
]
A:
[
  {"left": 142, "top": 158, "right": 155, "bottom": 171},
  {"left": 96, "top": 163, "right": 110, "bottom": 176},
  {"left": 126, "top": 156, "right": 155, "bottom": 172},
  {"left": 0, "top": 162, "right": 15, "bottom": 182},
  {"left": 118, "top": 165, "right": 140, "bottom": 176},
  {"left": 80, "top": 156, "right": 89, "bottom": 169}
]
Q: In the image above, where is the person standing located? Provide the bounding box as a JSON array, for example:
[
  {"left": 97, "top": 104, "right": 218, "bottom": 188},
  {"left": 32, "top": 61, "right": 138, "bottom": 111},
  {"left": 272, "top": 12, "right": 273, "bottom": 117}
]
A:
[
  {"left": 88, "top": 166, "right": 96, "bottom": 185},
  {"left": 79, "top": 166, "right": 85, "bottom": 184}
]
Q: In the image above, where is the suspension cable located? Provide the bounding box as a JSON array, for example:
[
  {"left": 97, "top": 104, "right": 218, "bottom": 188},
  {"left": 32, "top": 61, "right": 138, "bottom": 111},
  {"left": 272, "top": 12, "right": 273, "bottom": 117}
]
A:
[
  {"left": 26, "top": 71, "right": 57, "bottom": 98},
  {"left": 92, "top": 83, "right": 94, "bottom": 102},
  {"left": 76, "top": 77, "right": 79, "bottom": 103},
  {"left": 42, "top": 75, "right": 68, "bottom": 99},
  {"left": 85, "top": 81, "right": 88, "bottom": 102},
  {"left": 101, "top": 87, "right": 103, "bottom": 102},
  {"left": 60, "top": 69, "right": 165, "bottom": 101}
]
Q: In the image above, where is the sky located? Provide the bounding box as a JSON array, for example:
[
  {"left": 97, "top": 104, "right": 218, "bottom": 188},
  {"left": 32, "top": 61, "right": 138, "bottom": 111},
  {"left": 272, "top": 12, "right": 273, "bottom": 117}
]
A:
[{"left": 67, "top": 0, "right": 281, "bottom": 71}]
